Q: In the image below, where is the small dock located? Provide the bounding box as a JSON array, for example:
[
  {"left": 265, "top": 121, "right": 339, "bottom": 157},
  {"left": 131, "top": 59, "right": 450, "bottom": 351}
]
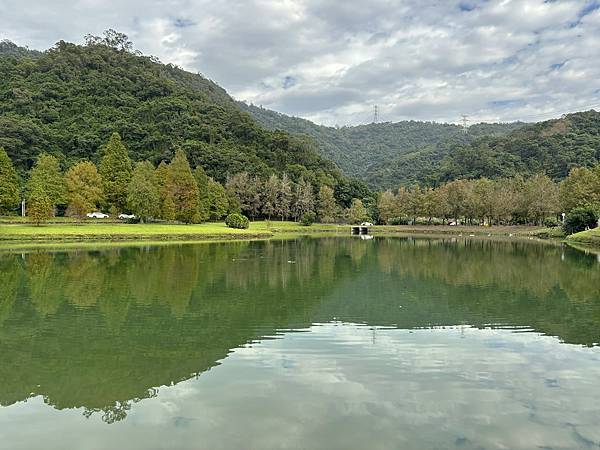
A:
[{"left": 351, "top": 226, "right": 370, "bottom": 235}]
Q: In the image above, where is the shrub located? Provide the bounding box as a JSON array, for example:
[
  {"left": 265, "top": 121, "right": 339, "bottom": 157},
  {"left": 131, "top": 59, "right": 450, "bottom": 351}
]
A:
[
  {"left": 225, "top": 213, "right": 249, "bottom": 229},
  {"left": 300, "top": 212, "right": 316, "bottom": 226},
  {"left": 543, "top": 217, "right": 559, "bottom": 228},
  {"left": 388, "top": 217, "right": 410, "bottom": 225},
  {"left": 563, "top": 207, "right": 598, "bottom": 235}
]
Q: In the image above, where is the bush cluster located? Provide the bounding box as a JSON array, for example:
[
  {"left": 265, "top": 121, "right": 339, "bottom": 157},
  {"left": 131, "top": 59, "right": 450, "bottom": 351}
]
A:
[
  {"left": 563, "top": 207, "right": 598, "bottom": 235},
  {"left": 388, "top": 217, "right": 410, "bottom": 225},
  {"left": 225, "top": 213, "right": 249, "bottom": 229},
  {"left": 300, "top": 212, "right": 316, "bottom": 226}
]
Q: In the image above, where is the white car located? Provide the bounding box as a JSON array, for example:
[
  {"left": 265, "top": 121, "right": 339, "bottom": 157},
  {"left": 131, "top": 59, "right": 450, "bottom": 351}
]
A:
[
  {"left": 360, "top": 222, "right": 374, "bottom": 227},
  {"left": 118, "top": 213, "right": 136, "bottom": 220},
  {"left": 86, "top": 212, "right": 109, "bottom": 219}
]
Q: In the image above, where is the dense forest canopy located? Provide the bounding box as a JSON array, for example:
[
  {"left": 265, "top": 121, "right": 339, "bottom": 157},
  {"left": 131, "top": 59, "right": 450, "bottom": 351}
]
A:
[
  {"left": 241, "top": 103, "right": 600, "bottom": 190},
  {"left": 0, "top": 33, "right": 344, "bottom": 190},
  {"left": 240, "top": 102, "right": 523, "bottom": 187}
]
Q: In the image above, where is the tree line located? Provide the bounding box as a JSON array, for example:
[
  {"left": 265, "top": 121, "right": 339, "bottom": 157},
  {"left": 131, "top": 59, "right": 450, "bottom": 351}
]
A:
[
  {"left": 377, "top": 166, "right": 600, "bottom": 227},
  {"left": 0, "top": 133, "right": 372, "bottom": 224}
]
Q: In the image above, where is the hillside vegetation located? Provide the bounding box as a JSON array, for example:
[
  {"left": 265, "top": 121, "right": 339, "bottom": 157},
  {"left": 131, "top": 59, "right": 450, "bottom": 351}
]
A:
[
  {"left": 242, "top": 104, "right": 600, "bottom": 190},
  {"left": 240, "top": 102, "right": 522, "bottom": 187},
  {"left": 0, "top": 34, "right": 342, "bottom": 188}
]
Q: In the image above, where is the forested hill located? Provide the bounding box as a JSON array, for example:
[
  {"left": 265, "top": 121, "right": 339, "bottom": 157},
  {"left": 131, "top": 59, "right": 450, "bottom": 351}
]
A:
[
  {"left": 433, "top": 110, "right": 600, "bottom": 183},
  {"left": 0, "top": 35, "right": 342, "bottom": 187},
  {"left": 239, "top": 102, "right": 522, "bottom": 188}
]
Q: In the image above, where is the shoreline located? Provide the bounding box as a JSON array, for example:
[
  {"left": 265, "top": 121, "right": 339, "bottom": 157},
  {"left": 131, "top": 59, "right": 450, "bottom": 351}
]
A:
[{"left": 0, "top": 221, "right": 571, "bottom": 250}]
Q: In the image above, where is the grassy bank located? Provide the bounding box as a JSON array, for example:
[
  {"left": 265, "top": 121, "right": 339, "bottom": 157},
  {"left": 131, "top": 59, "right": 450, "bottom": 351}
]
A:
[
  {"left": 0, "top": 219, "right": 555, "bottom": 244},
  {"left": 567, "top": 228, "right": 600, "bottom": 247}
]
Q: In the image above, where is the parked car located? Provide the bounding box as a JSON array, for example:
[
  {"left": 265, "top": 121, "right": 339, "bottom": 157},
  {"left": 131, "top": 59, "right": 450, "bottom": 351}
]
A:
[
  {"left": 360, "top": 222, "right": 374, "bottom": 227},
  {"left": 118, "top": 213, "right": 136, "bottom": 220},
  {"left": 86, "top": 212, "right": 109, "bottom": 219}
]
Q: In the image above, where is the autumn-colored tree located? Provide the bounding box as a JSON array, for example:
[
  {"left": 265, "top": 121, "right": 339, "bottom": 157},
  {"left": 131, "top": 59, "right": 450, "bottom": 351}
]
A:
[
  {"left": 317, "top": 185, "right": 337, "bottom": 223},
  {"left": 526, "top": 173, "right": 559, "bottom": 225},
  {"left": 99, "top": 133, "right": 132, "bottom": 213},
  {"left": 65, "top": 161, "right": 103, "bottom": 217},
  {"left": 0, "top": 147, "right": 20, "bottom": 214},
  {"left": 377, "top": 190, "right": 397, "bottom": 224},
  {"left": 127, "top": 161, "right": 160, "bottom": 222}
]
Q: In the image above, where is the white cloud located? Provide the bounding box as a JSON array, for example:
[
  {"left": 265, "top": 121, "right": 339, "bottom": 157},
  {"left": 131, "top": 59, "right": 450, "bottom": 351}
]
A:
[{"left": 1, "top": 0, "right": 599, "bottom": 125}]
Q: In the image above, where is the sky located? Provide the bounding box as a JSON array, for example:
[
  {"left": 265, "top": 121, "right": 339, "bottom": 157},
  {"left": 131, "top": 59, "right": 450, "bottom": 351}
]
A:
[{"left": 1, "top": 0, "right": 600, "bottom": 126}]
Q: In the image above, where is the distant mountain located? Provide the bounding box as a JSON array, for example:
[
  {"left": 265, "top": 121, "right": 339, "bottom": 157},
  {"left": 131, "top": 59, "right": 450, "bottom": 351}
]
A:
[
  {"left": 433, "top": 110, "right": 600, "bottom": 183},
  {"left": 239, "top": 102, "right": 522, "bottom": 188},
  {"left": 0, "top": 36, "right": 343, "bottom": 189}
]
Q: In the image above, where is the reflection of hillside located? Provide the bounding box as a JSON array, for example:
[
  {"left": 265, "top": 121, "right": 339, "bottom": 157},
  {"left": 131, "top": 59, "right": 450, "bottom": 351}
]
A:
[
  {"left": 0, "top": 240, "right": 348, "bottom": 422},
  {"left": 0, "top": 238, "right": 599, "bottom": 423},
  {"left": 322, "top": 238, "right": 600, "bottom": 345}
]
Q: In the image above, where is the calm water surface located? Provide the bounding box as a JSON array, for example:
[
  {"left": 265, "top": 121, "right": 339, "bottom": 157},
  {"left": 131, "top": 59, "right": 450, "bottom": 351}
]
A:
[{"left": 1, "top": 237, "right": 600, "bottom": 449}]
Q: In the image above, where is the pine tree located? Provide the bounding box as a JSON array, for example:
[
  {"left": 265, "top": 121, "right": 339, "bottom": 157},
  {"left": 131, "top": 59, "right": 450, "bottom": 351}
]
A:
[
  {"left": 99, "top": 133, "right": 132, "bottom": 213},
  {"left": 317, "top": 185, "right": 337, "bottom": 223},
  {"left": 277, "top": 173, "right": 293, "bottom": 221},
  {"left": 27, "top": 153, "right": 66, "bottom": 215},
  {"left": 0, "top": 147, "right": 20, "bottom": 214},
  {"left": 166, "top": 150, "right": 200, "bottom": 223},
  {"left": 293, "top": 178, "right": 314, "bottom": 221},
  {"left": 262, "top": 174, "right": 280, "bottom": 220},
  {"left": 127, "top": 161, "right": 160, "bottom": 222},
  {"left": 27, "top": 183, "right": 53, "bottom": 225},
  {"left": 194, "top": 166, "right": 211, "bottom": 222},
  {"left": 207, "top": 178, "right": 229, "bottom": 220},
  {"left": 65, "top": 161, "right": 103, "bottom": 217}
]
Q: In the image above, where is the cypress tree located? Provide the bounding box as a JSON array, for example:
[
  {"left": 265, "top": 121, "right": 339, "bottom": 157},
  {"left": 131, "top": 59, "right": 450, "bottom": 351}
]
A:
[
  {"left": 207, "top": 178, "right": 229, "bottom": 221},
  {"left": 166, "top": 150, "right": 200, "bottom": 223},
  {"left": 127, "top": 161, "right": 159, "bottom": 222},
  {"left": 0, "top": 147, "right": 20, "bottom": 214},
  {"left": 27, "top": 153, "right": 66, "bottom": 215},
  {"left": 65, "top": 161, "right": 103, "bottom": 217},
  {"left": 99, "top": 133, "right": 132, "bottom": 213},
  {"left": 27, "top": 183, "right": 53, "bottom": 225},
  {"left": 193, "top": 166, "right": 211, "bottom": 222}
]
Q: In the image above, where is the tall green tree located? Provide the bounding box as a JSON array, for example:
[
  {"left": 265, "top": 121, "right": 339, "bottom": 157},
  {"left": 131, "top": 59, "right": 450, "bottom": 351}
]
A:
[
  {"left": 27, "top": 183, "right": 52, "bottom": 225},
  {"left": 99, "top": 133, "right": 132, "bottom": 213},
  {"left": 166, "top": 150, "right": 200, "bottom": 223},
  {"left": 127, "top": 161, "right": 160, "bottom": 222},
  {"left": 0, "top": 147, "right": 20, "bottom": 214},
  {"left": 207, "top": 178, "right": 229, "bottom": 221},
  {"left": 194, "top": 166, "right": 211, "bottom": 222},
  {"left": 347, "top": 198, "right": 369, "bottom": 224},
  {"left": 27, "top": 153, "right": 65, "bottom": 215},
  {"left": 559, "top": 167, "right": 600, "bottom": 213},
  {"left": 65, "top": 161, "right": 103, "bottom": 217},
  {"left": 155, "top": 161, "right": 173, "bottom": 220}
]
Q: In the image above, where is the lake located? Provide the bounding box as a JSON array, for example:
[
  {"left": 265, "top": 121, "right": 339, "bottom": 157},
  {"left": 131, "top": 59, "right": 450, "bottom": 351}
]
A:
[{"left": 1, "top": 237, "right": 600, "bottom": 449}]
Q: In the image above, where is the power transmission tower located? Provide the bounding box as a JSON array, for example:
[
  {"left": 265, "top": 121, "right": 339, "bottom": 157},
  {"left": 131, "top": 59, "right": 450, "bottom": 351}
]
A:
[
  {"left": 461, "top": 114, "right": 469, "bottom": 133},
  {"left": 373, "top": 105, "right": 379, "bottom": 123}
]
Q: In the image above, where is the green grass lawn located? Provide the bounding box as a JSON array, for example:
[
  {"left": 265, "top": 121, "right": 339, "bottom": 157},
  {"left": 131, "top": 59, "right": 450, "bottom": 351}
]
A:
[
  {"left": 567, "top": 228, "right": 600, "bottom": 247},
  {"left": 0, "top": 219, "right": 555, "bottom": 243}
]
